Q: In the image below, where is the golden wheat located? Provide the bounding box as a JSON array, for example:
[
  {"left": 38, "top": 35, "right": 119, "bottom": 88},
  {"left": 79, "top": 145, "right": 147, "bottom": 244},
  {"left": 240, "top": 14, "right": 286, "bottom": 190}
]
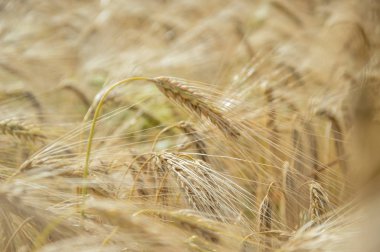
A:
[{"left": 0, "top": 119, "right": 46, "bottom": 143}]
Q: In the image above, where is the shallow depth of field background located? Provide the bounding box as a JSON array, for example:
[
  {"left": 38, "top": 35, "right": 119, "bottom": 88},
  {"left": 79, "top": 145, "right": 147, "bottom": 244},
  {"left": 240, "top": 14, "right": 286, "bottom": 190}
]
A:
[{"left": 0, "top": 1, "right": 379, "bottom": 251}]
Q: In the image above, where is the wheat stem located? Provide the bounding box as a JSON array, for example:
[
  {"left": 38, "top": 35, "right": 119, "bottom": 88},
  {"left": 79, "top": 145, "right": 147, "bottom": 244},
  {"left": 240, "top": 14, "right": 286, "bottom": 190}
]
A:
[{"left": 83, "top": 76, "right": 151, "bottom": 197}]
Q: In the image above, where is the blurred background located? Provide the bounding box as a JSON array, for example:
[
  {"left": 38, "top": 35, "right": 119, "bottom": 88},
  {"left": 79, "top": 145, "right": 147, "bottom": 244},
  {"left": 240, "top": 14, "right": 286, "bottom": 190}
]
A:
[{"left": 0, "top": 0, "right": 380, "bottom": 251}]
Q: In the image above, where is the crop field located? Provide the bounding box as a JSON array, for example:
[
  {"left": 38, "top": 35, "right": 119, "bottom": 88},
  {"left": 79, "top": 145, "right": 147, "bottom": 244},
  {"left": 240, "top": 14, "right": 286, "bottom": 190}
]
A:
[{"left": 0, "top": 0, "right": 379, "bottom": 251}]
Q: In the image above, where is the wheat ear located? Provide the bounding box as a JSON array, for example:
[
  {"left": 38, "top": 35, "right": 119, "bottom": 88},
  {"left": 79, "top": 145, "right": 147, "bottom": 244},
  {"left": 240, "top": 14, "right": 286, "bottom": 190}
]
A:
[
  {"left": 0, "top": 119, "right": 46, "bottom": 143},
  {"left": 259, "top": 195, "right": 272, "bottom": 232},
  {"left": 156, "top": 153, "right": 220, "bottom": 218},
  {"left": 316, "top": 109, "right": 347, "bottom": 174},
  {"left": 258, "top": 183, "right": 274, "bottom": 252},
  {"left": 0, "top": 89, "right": 43, "bottom": 122},
  {"left": 152, "top": 77, "right": 240, "bottom": 138},
  {"left": 309, "top": 181, "right": 331, "bottom": 224}
]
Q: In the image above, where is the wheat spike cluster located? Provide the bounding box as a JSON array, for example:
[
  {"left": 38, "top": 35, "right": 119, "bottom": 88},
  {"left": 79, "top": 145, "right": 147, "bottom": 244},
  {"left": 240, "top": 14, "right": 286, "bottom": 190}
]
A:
[{"left": 0, "top": 0, "right": 380, "bottom": 251}]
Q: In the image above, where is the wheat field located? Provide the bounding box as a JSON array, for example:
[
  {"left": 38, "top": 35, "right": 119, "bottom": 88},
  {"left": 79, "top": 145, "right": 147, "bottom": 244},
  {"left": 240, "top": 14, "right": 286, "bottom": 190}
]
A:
[{"left": 0, "top": 0, "right": 379, "bottom": 251}]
